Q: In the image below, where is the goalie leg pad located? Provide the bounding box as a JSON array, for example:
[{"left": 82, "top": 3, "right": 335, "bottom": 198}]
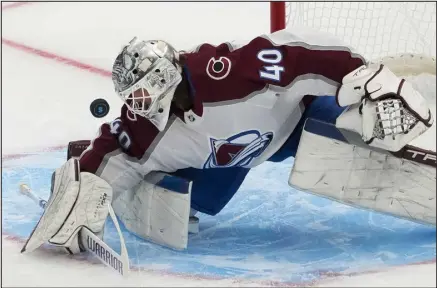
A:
[
  {"left": 22, "top": 158, "right": 113, "bottom": 254},
  {"left": 289, "top": 118, "right": 436, "bottom": 226},
  {"left": 112, "top": 172, "right": 192, "bottom": 250}
]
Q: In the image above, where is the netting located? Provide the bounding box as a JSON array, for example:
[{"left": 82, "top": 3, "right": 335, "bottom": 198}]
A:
[{"left": 284, "top": 2, "right": 436, "bottom": 61}]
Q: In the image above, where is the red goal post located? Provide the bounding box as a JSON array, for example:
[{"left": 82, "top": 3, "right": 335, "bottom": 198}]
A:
[{"left": 270, "top": 2, "right": 286, "bottom": 33}]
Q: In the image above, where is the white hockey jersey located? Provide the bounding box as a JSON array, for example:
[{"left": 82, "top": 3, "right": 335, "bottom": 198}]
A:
[{"left": 79, "top": 28, "right": 366, "bottom": 198}]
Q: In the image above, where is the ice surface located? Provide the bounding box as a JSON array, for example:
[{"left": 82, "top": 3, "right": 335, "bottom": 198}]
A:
[
  {"left": 2, "top": 151, "right": 436, "bottom": 286},
  {"left": 2, "top": 2, "right": 435, "bottom": 286}
]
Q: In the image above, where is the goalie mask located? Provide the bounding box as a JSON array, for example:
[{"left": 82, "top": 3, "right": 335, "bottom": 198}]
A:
[{"left": 112, "top": 37, "right": 182, "bottom": 131}]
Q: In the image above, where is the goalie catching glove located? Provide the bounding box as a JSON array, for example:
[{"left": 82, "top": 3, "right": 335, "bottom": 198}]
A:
[
  {"left": 336, "top": 64, "right": 434, "bottom": 152},
  {"left": 21, "top": 158, "right": 113, "bottom": 254}
]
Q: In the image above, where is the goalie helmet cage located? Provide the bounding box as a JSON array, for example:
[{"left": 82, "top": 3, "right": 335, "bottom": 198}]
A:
[{"left": 269, "top": 2, "right": 436, "bottom": 61}]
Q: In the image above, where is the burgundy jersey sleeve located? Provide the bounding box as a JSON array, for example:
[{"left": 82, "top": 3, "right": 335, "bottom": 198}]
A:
[
  {"left": 237, "top": 33, "right": 366, "bottom": 88},
  {"left": 79, "top": 106, "right": 160, "bottom": 174},
  {"left": 184, "top": 28, "right": 367, "bottom": 103}
]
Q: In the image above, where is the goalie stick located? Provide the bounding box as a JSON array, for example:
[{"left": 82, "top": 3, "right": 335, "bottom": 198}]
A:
[{"left": 18, "top": 184, "right": 130, "bottom": 277}]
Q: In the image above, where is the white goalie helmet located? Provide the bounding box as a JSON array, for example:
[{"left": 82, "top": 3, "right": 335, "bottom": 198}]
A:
[{"left": 112, "top": 37, "right": 183, "bottom": 130}]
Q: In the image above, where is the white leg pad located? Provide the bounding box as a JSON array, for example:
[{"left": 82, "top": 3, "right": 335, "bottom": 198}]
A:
[
  {"left": 112, "top": 172, "right": 193, "bottom": 250},
  {"left": 289, "top": 119, "right": 436, "bottom": 226}
]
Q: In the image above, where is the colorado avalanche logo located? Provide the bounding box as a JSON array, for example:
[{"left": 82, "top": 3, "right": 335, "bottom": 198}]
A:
[
  {"left": 206, "top": 56, "right": 232, "bottom": 80},
  {"left": 204, "top": 130, "right": 273, "bottom": 169}
]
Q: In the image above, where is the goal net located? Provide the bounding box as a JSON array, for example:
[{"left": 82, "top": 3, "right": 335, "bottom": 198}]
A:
[{"left": 270, "top": 2, "right": 436, "bottom": 61}]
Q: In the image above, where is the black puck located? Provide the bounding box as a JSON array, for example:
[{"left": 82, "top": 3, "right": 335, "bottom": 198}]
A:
[{"left": 90, "top": 98, "right": 110, "bottom": 118}]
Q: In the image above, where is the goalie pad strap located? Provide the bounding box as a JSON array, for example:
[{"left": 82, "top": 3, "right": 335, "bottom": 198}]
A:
[{"left": 67, "top": 140, "right": 91, "bottom": 160}]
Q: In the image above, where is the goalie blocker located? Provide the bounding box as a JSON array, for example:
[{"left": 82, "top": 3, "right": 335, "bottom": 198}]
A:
[{"left": 21, "top": 158, "right": 114, "bottom": 254}]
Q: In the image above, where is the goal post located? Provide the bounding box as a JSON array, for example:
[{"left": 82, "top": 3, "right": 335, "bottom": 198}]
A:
[{"left": 270, "top": 2, "right": 286, "bottom": 33}]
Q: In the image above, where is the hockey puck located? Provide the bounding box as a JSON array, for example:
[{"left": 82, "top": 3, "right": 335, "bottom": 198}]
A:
[{"left": 90, "top": 98, "right": 110, "bottom": 118}]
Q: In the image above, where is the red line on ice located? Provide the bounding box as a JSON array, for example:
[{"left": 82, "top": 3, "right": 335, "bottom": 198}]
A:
[
  {"left": 2, "top": 2, "right": 111, "bottom": 78},
  {"left": 2, "top": 38, "right": 112, "bottom": 78},
  {"left": 1, "top": 2, "right": 33, "bottom": 11},
  {"left": 1, "top": 145, "right": 67, "bottom": 161}
]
